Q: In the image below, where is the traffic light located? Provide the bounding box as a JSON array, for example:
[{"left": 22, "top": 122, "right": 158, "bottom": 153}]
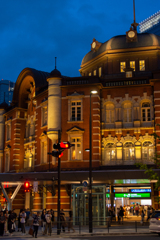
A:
[
  {"left": 51, "top": 151, "right": 63, "bottom": 158},
  {"left": 53, "top": 141, "right": 72, "bottom": 150},
  {"left": 24, "top": 181, "right": 30, "bottom": 192}
]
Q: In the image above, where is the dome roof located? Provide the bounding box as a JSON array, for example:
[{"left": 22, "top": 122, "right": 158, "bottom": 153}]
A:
[
  {"left": 0, "top": 101, "right": 8, "bottom": 110},
  {"left": 81, "top": 33, "right": 160, "bottom": 65},
  {"left": 49, "top": 68, "right": 61, "bottom": 78}
]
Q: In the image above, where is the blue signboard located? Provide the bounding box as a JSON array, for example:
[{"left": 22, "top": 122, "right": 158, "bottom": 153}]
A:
[{"left": 131, "top": 189, "right": 151, "bottom": 193}]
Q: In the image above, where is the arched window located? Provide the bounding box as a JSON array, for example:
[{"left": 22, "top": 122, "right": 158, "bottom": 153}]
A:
[
  {"left": 105, "top": 143, "right": 116, "bottom": 161},
  {"left": 123, "top": 102, "right": 132, "bottom": 122},
  {"left": 106, "top": 103, "right": 114, "bottom": 123},
  {"left": 142, "top": 141, "right": 154, "bottom": 162},
  {"left": 123, "top": 142, "right": 134, "bottom": 161},
  {"left": 142, "top": 102, "right": 150, "bottom": 122}
]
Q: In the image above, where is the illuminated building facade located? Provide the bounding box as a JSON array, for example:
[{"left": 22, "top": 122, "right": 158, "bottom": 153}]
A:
[
  {"left": 139, "top": 10, "right": 160, "bottom": 35},
  {"left": 1, "top": 16, "right": 160, "bottom": 221}
]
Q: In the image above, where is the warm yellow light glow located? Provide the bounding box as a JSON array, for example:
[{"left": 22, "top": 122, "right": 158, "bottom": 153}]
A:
[{"left": 91, "top": 90, "right": 98, "bottom": 94}]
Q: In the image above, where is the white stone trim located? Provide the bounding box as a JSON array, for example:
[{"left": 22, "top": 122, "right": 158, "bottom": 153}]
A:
[
  {"left": 93, "top": 114, "right": 100, "bottom": 117},
  {"left": 14, "top": 138, "right": 20, "bottom": 140},
  {"left": 93, "top": 108, "right": 100, "bottom": 111},
  {"left": 14, "top": 133, "right": 20, "bottom": 135},
  {"left": 93, "top": 133, "right": 100, "bottom": 135},
  {"left": 154, "top": 98, "right": 160, "bottom": 101},
  {"left": 154, "top": 91, "right": 160, "bottom": 93},
  {"left": 93, "top": 153, "right": 100, "bottom": 155},
  {"left": 14, "top": 123, "right": 21, "bottom": 125},
  {"left": 14, "top": 143, "right": 20, "bottom": 145},
  {"left": 13, "top": 164, "right": 19, "bottom": 166},
  {"left": 13, "top": 159, "right": 20, "bottom": 162}
]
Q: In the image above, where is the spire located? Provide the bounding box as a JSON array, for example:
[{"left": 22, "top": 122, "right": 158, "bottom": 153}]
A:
[{"left": 131, "top": 0, "right": 138, "bottom": 31}]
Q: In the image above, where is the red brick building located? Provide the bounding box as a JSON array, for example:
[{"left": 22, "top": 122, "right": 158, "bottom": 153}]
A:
[{"left": 0, "top": 21, "right": 160, "bottom": 221}]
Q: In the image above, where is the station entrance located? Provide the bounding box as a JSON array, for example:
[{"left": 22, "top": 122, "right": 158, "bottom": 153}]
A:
[{"left": 72, "top": 185, "right": 106, "bottom": 226}]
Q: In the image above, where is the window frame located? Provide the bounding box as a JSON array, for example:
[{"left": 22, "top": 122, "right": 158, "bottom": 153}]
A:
[
  {"left": 120, "top": 62, "right": 126, "bottom": 72},
  {"left": 139, "top": 60, "right": 145, "bottom": 71},
  {"left": 123, "top": 102, "right": 132, "bottom": 123},
  {"left": 130, "top": 61, "right": 135, "bottom": 71},
  {"left": 141, "top": 102, "right": 151, "bottom": 122}
]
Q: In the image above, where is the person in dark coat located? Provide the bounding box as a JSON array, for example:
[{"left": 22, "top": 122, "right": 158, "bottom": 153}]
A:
[
  {"left": 60, "top": 209, "right": 65, "bottom": 232},
  {"left": 0, "top": 211, "right": 5, "bottom": 236},
  {"left": 8, "top": 210, "right": 15, "bottom": 236},
  {"left": 18, "top": 209, "right": 23, "bottom": 232}
]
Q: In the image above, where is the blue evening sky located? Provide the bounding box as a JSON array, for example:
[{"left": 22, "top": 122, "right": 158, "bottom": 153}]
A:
[{"left": 0, "top": 0, "right": 159, "bottom": 82}]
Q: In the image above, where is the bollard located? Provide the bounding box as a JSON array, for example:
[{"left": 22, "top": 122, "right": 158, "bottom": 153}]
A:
[{"left": 135, "top": 221, "right": 137, "bottom": 232}]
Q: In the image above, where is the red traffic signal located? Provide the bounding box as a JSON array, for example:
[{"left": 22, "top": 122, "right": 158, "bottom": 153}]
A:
[
  {"left": 51, "top": 151, "right": 63, "bottom": 158},
  {"left": 53, "top": 141, "right": 72, "bottom": 150},
  {"left": 24, "top": 182, "right": 30, "bottom": 192}
]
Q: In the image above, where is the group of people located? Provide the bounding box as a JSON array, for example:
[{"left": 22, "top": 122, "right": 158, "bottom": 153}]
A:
[
  {"left": 106, "top": 204, "right": 155, "bottom": 224},
  {"left": 0, "top": 208, "right": 75, "bottom": 237}
]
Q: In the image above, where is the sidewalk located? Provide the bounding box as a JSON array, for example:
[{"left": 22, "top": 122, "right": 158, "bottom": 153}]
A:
[{"left": 2, "top": 222, "right": 150, "bottom": 239}]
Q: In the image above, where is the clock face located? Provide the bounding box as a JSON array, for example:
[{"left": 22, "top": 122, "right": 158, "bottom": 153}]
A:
[
  {"left": 128, "top": 31, "right": 135, "bottom": 38},
  {"left": 92, "top": 42, "right": 96, "bottom": 49}
]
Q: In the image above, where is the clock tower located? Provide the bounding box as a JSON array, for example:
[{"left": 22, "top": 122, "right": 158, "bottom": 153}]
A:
[{"left": 126, "top": 0, "right": 138, "bottom": 42}]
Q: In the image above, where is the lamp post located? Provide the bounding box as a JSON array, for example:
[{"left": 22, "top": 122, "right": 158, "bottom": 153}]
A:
[{"left": 89, "top": 90, "right": 97, "bottom": 233}]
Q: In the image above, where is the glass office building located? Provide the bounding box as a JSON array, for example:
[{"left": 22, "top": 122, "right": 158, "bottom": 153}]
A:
[{"left": 0, "top": 80, "right": 15, "bottom": 105}]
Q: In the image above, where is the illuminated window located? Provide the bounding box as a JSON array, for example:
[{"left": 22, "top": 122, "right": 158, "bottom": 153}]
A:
[
  {"left": 93, "top": 70, "right": 96, "bottom": 76},
  {"left": 130, "top": 61, "right": 135, "bottom": 71},
  {"left": 89, "top": 72, "right": 91, "bottom": 76},
  {"left": 123, "top": 102, "right": 132, "bottom": 122},
  {"left": 71, "top": 101, "right": 81, "bottom": 121},
  {"left": 142, "top": 141, "right": 154, "bottom": 162},
  {"left": 105, "top": 143, "right": 116, "bottom": 161},
  {"left": 70, "top": 137, "right": 82, "bottom": 160},
  {"left": 139, "top": 60, "right": 145, "bottom": 71},
  {"left": 120, "top": 62, "right": 126, "bottom": 72},
  {"left": 106, "top": 103, "right": 114, "bottom": 123},
  {"left": 142, "top": 102, "right": 150, "bottom": 121},
  {"left": 99, "top": 67, "right": 102, "bottom": 77},
  {"left": 42, "top": 106, "right": 47, "bottom": 126},
  {"left": 123, "top": 142, "right": 135, "bottom": 161}
]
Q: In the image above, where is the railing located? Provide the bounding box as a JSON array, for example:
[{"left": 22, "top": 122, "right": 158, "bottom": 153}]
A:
[{"left": 102, "top": 158, "right": 154, "bottom": 166}]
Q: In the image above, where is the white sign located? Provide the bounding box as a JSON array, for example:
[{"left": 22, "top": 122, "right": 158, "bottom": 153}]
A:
[{"left": 33, "top": 181, "right": 38, "bottom": 193}]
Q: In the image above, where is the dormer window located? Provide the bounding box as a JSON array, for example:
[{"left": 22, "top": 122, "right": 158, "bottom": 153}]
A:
[
  {"left": 120, "top": 62, "right": 126, "bottom": 72},
  {"left": 139, "top": 60, "right": 145, "bottom": 71},
  {"left": 130, "top": 61, "right": 135, "bottom": 71}
]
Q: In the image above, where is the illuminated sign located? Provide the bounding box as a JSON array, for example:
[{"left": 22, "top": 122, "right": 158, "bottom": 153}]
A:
[
  {"left": 131, "top": 189, "right": 151, "bottom": 193},
  {"left": 115, "top": 193, "right": 150, "bottom": 198},
  {"left": 114, "top": 179, "right": 150, "bottom": 184},
  {"left": 106, "top": 194, "right": 110, "bottom": 198}
]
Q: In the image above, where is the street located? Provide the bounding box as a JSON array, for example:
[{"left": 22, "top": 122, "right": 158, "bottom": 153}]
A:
[{"left": 1, "top": 234, "right": 160, "bottom": 240}]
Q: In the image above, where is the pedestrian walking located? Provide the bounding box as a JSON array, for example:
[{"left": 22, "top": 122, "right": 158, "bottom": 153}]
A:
[
  {"left": 43, "top": 210, "right": 52, "bottom": 236},
  {"left": 68, "top": 210, "right": 75, "bottom": 233},
  {"left": 20, "top": 209, "right": 26, "bottom": 235},
  {"left": 141, "top": 209, "right": 145, "bottom": 224},
  {"left": 51, "top": 209, "right": 54, "bottom": 228},
  {"left": 0, "top": 211, "right": 5, "bottom": 236},
  {"left": 25, "top": 208, "right": 30, "bottom": 226},
  {"left": 8, "top": 210, "right": 15, "bottom": 236},
  {"left": 18, "top": 209, "right": 22, "bottom": 232},
  {"left": 4, "top": 210, "right": 9, "bottom": 234},
  {"left": 119, "top": 206, "right": 124, "bottom": 224},
  {"left": 32, "top": 212, "right": 41, "bottom": 238},
  {"left": 60, "top": 209, "right": 66, "bottom": 232},
  {"left": 41, "top": 209, "right": 46, "bottom": 233}
]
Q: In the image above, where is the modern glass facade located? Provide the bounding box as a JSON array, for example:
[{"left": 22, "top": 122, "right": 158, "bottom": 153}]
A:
[
  {"left": 0, "top": 80, "right": 15, "bottom": 105},
  {"left": 72, "top": 185, "right": 106, "bottom": 226}
]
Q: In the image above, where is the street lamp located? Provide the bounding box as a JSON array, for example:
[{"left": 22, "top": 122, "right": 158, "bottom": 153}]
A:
[{"left": 89, "top": 90, "right": 97, "bottom": 233}]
